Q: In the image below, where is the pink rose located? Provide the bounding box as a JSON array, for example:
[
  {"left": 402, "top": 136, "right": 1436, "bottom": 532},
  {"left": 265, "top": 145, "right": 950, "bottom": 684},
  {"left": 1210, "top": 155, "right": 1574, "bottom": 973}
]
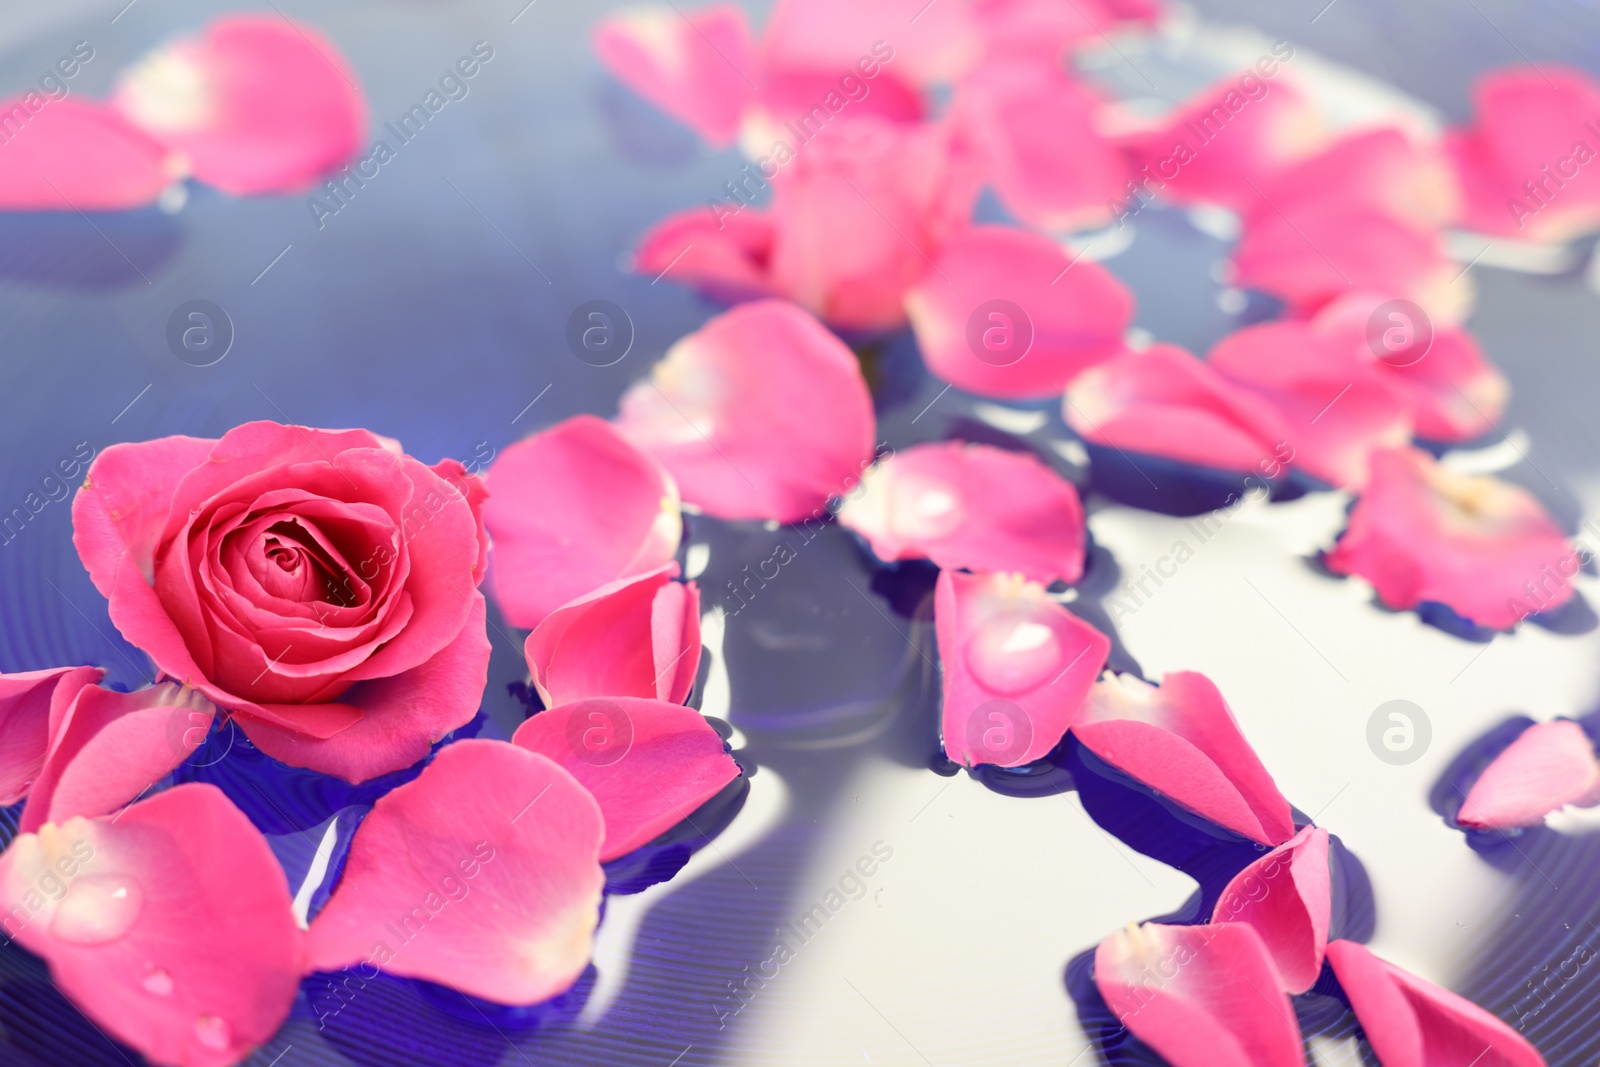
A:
[{"left": 71, "top": 421, "right": 491, "bottom": 783}]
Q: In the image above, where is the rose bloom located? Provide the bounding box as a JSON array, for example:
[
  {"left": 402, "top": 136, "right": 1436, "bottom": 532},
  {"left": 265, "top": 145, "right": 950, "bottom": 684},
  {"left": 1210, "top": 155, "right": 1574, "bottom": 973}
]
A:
[{"left": 72, "top": 422, "right": 491, "bottom": 782}]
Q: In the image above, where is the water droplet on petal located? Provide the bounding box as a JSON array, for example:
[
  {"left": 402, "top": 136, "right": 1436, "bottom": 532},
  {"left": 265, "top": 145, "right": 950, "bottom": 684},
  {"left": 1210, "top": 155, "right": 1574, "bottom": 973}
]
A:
[
  {"left": 966, "top": 612, "right": 1062, "bottom": 694},
  {"left": 194, "top": 1015, "right": 231, "bottom": 1052},
  {"left": 50, "top": 875, "right": 144, "bottom": 946},
  {"left": 142, "top": 968, "right": 174, "bottom": 996}
]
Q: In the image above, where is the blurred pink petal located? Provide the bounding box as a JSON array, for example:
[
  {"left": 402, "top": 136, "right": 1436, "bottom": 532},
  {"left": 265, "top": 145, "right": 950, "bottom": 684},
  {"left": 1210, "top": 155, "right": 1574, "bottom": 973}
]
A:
[
  {"left": 114, "top": 15, "right": 366, "bottom": 196},
  {"left": 906, "top": 225, "right": 1133, "bottom": 398},
  {"left": 0, "top": 666, "right": 101, "bottom": 806},
  {"left": 20, "top": 683, "right": 215, "bottom": 834},
  {"left": 635, "top": 205, "right": 779, "bottom": 301},
  {"left": 952, "top": 62, "right": 1129, "bottom": 232},
  {"left": 1073, "top": 671, "right": 1295, "bottom": 845},
  {"left": 1208, "top": 320, "right": 1412, "bottom": 489},
  {"left": 305, "top": 740, "right": 604, "bottom": 1004},
  {"left": 615, "top": 300, "right": 876, "bottom": 522},
  {"left": 1444, "top": 65, "right": 1600, "bottom": 243},
  {"left": 761, "top": 0, "right": 980, "bottom": 88},
  {"left": 484, "top": 415, "right": 682, "bottom": 630},
  {"left": 1458, "top": 720, "right": 1600, "bottom": 830},
  {"left": 1118, "top": 69, "right": 1323, "bottom": 212},
  {"left": 1323, "top": 447, "right": 1577, "bottom": 631},
  {"left": 1310, "top": 292, "right": 1509, "bottom": 443},
  {"left": 0, "top": 784, "right": 301, "bottom": 1067},
  {"left": 1094, "top": 921, "right": 1304, "bottom": 1067},
  {"left": 766, "top": 119, "right": 982, "bottom": 330},
  {"left": 970, "top": 0, "right": 1163, "bottom": 65},
  {"left": 1063, "top": 344, "right": 1292, "bottom": 474},
  {"left": 594, "top": 4, "right": 755, "bottom": 146},
  {"left": 836, "top": 440, "right": 1087, "bottom": 584},
  {"left": 1254, "top": 126, "right": 1460, "bottom": 230},
  {"left": 1233, "top": 200, "right": 1467, "bottom": 325},
  {"left": 936, "top": 570, "right": 1109, "bottom": 768},
  {"left": 1210, "top": 826, "right": 1330, "bottom": 993},
  {"left": 525, "top": 564, "right": 701, "bottom": 708},
  {"left": 0, "top": 99, "right": 171, "bottom": 210},
  {"left": 1326, "top": 940, "right": 1545, "bottom": 1067},
  {"left": 512, "top": 697, "right": 739, "bottom": 861}
]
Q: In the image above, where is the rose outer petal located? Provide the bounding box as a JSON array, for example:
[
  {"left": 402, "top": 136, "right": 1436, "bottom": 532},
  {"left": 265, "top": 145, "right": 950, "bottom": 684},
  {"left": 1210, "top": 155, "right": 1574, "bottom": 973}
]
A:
[
  {"left": 0, "top": 784, "right": 302, "bottom": 1067},
  {"left": 512, "top": 697, "right": 740, "bottom": 862},
  {"left": 305, "top": 740, "right": 605, "bottom": 1005}
]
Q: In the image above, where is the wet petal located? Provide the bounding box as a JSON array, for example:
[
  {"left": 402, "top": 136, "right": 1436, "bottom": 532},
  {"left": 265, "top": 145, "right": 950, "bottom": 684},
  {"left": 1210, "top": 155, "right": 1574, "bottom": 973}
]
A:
[
  {"left": 1063, "top": 344, "right": 1292, "bottom": 474},
  {"left": 512, "top": 698, "right": 740, "bottom": 861},
  {"left": 936, "top": 570, "right": 1109, "bottom": 768},
  {"left": 114, "top": 14, "right": 367, "bottom": 195},
  {"left": 615, "top": 300, "right": 876, "bottom": 522},
  {"left": 525, "top": 565, "right": 702, "bottom": 708},
  {"left": 1210, "top": 826, "right": 1330, "bottom": 993},
  {"left": 20, "top": 683, "right": 215, "bottom": 834},
  {"left": 0, "top": 99, "right": 172, "bottom": 211},
  {"left": 1094, "top": 921, "right": 1305, "bottom": 1067},
  {"left": 1072, "top": 671, "right": 1295, "bottom": 845},
  {"left": 906, "top": 225, "right": 1134, "bottom": 399},
  {"left": 593, "top": 4, "right": 756, "bottom": 146},
  {"left": 1323, "top": 447, "right": 1578, "bottom": 631},
  {"left": 1326, "top": 939, "right": 1544, "bottom": 1067},
  {"left": 484, "top": 415, "right": 682, "bottom": 630},
  {"left": 0, "top": 784, "right": 301, "bottom": 1067},
  {"left": 836, "top": 440, "right": 1087, "bottom": 585},
  {"left": 1458, "top": 720, "right": 1600, "bottom": 830},
  {"left": 0, "top": 666, "right": 102, "bottom": 806},
  {"left": 1208, "top": 320, "right": 1412, "bottom": 490},
  {"left": 305, "top": 739, "right": 605, "bottom": 1004}
]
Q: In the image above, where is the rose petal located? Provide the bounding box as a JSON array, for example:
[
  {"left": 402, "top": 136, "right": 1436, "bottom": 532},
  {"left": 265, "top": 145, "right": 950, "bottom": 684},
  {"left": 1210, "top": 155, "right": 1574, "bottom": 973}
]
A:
[
  {"left": 0, "top": 98, "right": 172, "bottom": 211},
  {"left": 1094, "top": 921, "right": 1305, "bottom": 1067},
  {"left": 634, "top": 205, "right": 779, "bottom": 302},
  {"left": 235, "top": 593, "right": 491, "bottom": 783},
  {"left": 1208, "top": 320, "right": 1412, "bottom": 490},
  {"left": 1210, "top": 826, "right": 1330, "bottom": 993},
  {"left": 0, "top": 666, "right": 102, "bottom": 806},
  {"left": 936, "top": 570, "right": 1109, "bottom": 768},
  {"left": 20, "top": 683, "right": 216, "bottom": 834},
  {"left": 1457, "top": 720, "right": 1600, "bottom": 830},
  {"left": 761, "top": 0, "right": 979, "bottom": 88},
  {"left": 952, "top": 62, "right": 1129, "bottom": 233},
  {"left": 1063, "top": 344, "right": 1292, "bottom": 474},
  {"left": 906, "top": 225, "right": 1133, "bottom": 399},
  {"left": 512, "top": 697, "right": 740, "bottom": 862},
  {"left": 114, "top": 15, "right": 367, "bottom": 196},
  {"left": 484, "top": 415, "right": 682, "bottom": 630},
  {"left": 525, "top": 565, "right": 702, "bottom": 708},
  {"left": 1326, "top": 939, "right": 1545, "bottom": 1067},
  {"left": 836, "top": 441, "right": 1087, "bottom": 585},
  {"left": 1253, "top": 126, "right": 1460, "bottom": 231},
  {"left": 0, "top": 783, "right": 301, "bottom": 1067},
  {"left": 1444, "top": 65, "right": 1600, "bottom": 243},
  {"left": 1323, "top": 446, "right": 1577, "bottom": 631},
  {"left": 616, "top": 300, "right": 876, "bottom": 522},
  {"left": 305, "top": 739, "right": 605, "bottom": 1004},
  {"left": 1118, "top": 70, "right": 1324, "bottom": 212},
  {"left": 1072, "top": 671, "right": 1295, "bottom": 845},
  {"left": 593, "top": 4, "right": 756, "bottom": 146}
]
